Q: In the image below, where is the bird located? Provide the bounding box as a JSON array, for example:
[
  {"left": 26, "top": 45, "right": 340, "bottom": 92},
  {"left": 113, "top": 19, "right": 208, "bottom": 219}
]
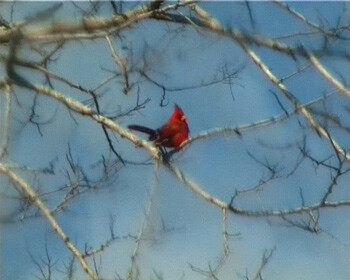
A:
[{"left": 128, "top": 104, "right": 189, "bottom": 148}]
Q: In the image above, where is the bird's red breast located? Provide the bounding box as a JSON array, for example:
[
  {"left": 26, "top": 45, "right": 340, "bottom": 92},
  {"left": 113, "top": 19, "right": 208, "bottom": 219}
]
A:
[{"left": 128, "top": 104, "right": 189, "bottom": 148}]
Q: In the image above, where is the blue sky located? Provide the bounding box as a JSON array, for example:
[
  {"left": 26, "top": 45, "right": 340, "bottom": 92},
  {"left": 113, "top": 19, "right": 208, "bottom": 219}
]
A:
[{"left": 1, "top": 1, "right": 349, "bottom": 279}]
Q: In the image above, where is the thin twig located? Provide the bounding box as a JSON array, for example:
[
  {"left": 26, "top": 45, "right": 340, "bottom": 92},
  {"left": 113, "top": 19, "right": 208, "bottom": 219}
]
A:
[
  {"left": 10, "top": 79, "right": 160, "bottom": 159},
  {"left": 238, "top": 37, "right": 349, "bottom": 162},
  {"left": 0, "top": 164, "right": 98, "bottom": 280},
  {"left": 182, "top": 89, "right": 337, "bottom": 147},
  {"left": 273, "top": 0, "right": 347, "bottom": 40},
  {"left": 126, "top": 161, "right": 160, "bottom": 280},
  {"left": 164, "top": 161, "right": 350, "bottom": 218}
]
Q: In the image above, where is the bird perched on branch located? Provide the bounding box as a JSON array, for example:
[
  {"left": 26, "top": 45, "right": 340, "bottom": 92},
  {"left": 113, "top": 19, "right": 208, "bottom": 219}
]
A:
[{"left": 128, "top": 104, "right": 189, "bottom": 148}]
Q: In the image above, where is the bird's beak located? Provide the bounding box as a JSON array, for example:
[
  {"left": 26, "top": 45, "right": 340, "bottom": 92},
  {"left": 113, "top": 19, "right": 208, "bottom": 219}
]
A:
[{"left": 181, "top": 115, "right": 187, "bottom": 122}]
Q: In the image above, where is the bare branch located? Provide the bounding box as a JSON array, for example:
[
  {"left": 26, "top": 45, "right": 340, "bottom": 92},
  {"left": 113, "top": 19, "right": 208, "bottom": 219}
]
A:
[
  {"left": 222, "top": 208, "right": 229, "bottom": 257},
  {"left": 9, "top": 78, "right": 160, "bottom": 159},
  {"left": 237, "top": 38, "right": 349, "bottom": 162},
  {"left": 306, "top": 51, "right": 350, "bottom": 98},
  {"left": 0, "top": 164, "right": 98, "bottom": 280},
  {"left": 163, "top": 161, "right": 350, "bottom": 219},
  {"left": 105, "top": 35, "right": 129, "bottom": 95},
  {"left": 273, "top": 0, "right": 348, "bottom": 40},
  {"left": 182, "top": 89, "right": 337, "bottom": 147},
  {"left": 0, "top": 4, "right": 153, "bottom": 43},
  {"left": 126, "top": 161, "right": 160, "bottom": 280},
  {"left": 155, "top": 6, "right": 349, "bottom": 59},
  {"left": 253, "top": 247, "right": 276, "bottom": 280},
  {"left": 83, "top": 216, "right": 137, "bottom": 258},
  {"left": 0, "top": 82, "right": 12, "bottom": 159}
]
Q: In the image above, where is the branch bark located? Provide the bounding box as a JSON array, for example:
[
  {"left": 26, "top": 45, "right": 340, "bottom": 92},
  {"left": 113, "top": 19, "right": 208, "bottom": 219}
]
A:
[{"left": 0, "top": 164, "right": 99, "bottom": 280}]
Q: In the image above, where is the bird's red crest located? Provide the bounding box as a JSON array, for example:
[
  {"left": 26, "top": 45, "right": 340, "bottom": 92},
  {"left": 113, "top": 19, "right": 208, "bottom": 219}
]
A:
[
  {"left": 172, "top": 104, "right": 186, "bottom": 121},
  {"left": 129, "top": 103, "right": 189, "bottom": 148}
]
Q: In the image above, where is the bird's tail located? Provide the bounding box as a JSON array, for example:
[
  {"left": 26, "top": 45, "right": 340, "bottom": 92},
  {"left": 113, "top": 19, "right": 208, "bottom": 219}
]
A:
[{"left": 128, "top": 125, "right": 156, "bottom": 139}]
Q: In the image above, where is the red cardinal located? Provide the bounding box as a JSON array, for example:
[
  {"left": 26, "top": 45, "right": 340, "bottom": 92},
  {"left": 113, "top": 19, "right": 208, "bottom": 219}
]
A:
[{"left": 128, "top": 104, "right": 189, "bottom": 148}]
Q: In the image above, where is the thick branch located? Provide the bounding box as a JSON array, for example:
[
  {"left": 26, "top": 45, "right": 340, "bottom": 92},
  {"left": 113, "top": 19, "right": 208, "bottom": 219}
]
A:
[
  {"left": 184, "top": 5, "right": 349, "bottom": 162},
  {"left": 0, "top": 4, "right": 153, "bottom": 43},
  {"left": 182, "top": 89, "right": 336, "bottom": 147},
  {"left": 0, "top": 82, "right": 12, "bottom": 159},
  {"left": 11, "top": 80, "right": 160, "bottom": 159},
  {"left": 153, "top": 7, "right": 348, "bottom": 59},
  {"left": 239, "top": 41, "right": 350, "bottom": 162},
  {"left": 306, "top": 51, "right": 350, "bottom": 98},
  {"left": 105, "top": 35, "right": 129, "bottom": 95},
  {"left": 0, "top": 164, "right": 98, "bottom": 280},
  {"left": 164, "top": 161, "right": 350, "bottom": 218}
]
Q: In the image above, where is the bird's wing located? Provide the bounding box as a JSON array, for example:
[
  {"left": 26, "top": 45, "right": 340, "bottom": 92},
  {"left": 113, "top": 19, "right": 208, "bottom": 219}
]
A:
[{"left": 157, "top": 123, "right": 181, "bottom": 138}]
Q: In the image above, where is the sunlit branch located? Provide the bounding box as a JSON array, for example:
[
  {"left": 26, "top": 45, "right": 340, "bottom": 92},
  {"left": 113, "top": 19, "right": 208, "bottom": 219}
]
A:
[
  {"left": 164, "top": 161, "right": 229, "bottom": 210},
  {"left": 105, "top": 35, "right": 129, "bottom": 95},
  {"left": 306, "top": 51, "right": 350, "bottom": 98},
  {"left": 273, "top": 0, "right": 348, "bottom": 40},
  {"left": 10, "top": 78, "right": 160, "bottom": 159},
  {"left": 0, "top": 82, "right": 12, "bottom": 159},
  {"left": 164, "top": 161, "right": 350, "bottom": 218},
  {"left": 238, "top": 38, "right": 349, "bottom": 162},
  {"left": 0, "top": 1, "right": 195, "bottom": 44},
  {"left": 0, "top": 3, "right": 153, "bottom": 44},
  {"left": 222, "top": 208, "right": 229, "bottom": 257},
  {"left": 1, "top": 56, "right": 96, "bottom": 96},
  {"left": 2, "top": 151, "right": 122, "bottom": 224},
  {"left": 6, "top": 57, "right": 127, "bottom": 163},
  {"left": 156, "top": 5, "right": 348, "bottom": 59},
  {"left": 7, "top": 74, "right": 350, "bottom": 221},
  {"left": 155, "top": 4, "right": 349, "bottom": 160},
  {"left": 0, "top": 164, "right": 98, "bottom": 280},
  {"left": 181, "top": 89, "right": 337, "bottom": 146},
  {"left": 230, "top": 200, "right": 350, "bottom": 217}
]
